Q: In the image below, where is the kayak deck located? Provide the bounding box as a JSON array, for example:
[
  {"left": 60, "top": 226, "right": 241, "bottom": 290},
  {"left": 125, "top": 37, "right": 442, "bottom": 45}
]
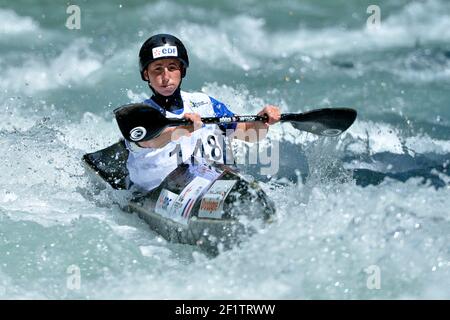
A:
[{"left": 82, "top": 141, "right": 276, "bottom": 254}]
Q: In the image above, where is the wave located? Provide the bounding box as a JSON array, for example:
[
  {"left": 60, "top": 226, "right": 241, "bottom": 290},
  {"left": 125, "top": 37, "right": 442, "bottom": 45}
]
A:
[
  {"left": 0, "top": 98, "right": 448, "bottom": 299},
  {"left": 0, "top": 8, "right": 39, "bottom": 34},
  {"left": 0, "top": 38, "right": 102, "bottom": 94},
  {"left": 134, "top": 0, "right": 449, "bottom": 70}
]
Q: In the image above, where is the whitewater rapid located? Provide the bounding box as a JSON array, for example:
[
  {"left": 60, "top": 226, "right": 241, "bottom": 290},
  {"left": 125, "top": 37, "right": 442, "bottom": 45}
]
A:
[{"left": 0, "top": 0, "right": 449, "bottom": 299}]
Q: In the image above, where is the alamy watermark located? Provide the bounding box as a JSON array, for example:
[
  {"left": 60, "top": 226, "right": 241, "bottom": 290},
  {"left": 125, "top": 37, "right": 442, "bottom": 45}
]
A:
[
  {"left": 228, "top": 127, "right": 280, "bottom": 176},
  {"left": 366, "top": 5, "right": 381, "bottom": 31},
  {"left": 365, "top": 265, "right": 381, "bottom": 290},
  {"left": 168, "top": 128, "right": 280, "bottom": 176},
  {"left": 66, "top": 264, "right": 81, "bottom": 290},
  {"left": 66, "top": 5, "right": 81, "bottom": 30}
]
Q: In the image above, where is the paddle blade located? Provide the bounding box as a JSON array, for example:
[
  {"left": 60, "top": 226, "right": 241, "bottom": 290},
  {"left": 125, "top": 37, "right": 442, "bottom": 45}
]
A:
[
  {"left": 114, "top": 103, "right": 168, "bottom": 142},
  {"left": 282, "top": 108, "right": 357, "bottom": 136}
]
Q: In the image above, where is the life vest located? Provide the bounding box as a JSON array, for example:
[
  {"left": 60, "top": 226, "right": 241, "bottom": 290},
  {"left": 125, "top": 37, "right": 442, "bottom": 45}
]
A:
[{"left": 125, "top": 90, "right": 236, "bottom": 191}]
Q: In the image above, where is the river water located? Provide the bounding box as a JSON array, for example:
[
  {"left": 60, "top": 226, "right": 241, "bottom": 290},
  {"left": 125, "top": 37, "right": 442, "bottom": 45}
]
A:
[{"left": 0, "top": 0, "right": 449, "bottom": 299}]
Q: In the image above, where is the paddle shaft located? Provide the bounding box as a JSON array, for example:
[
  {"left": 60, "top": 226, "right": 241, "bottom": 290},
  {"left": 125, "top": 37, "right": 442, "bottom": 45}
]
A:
[
  {"left": 114, "top": 103, "right": 357, "bottom": 141},
  {"left": 164, "top": 114, "right": 300, "bottom": 127}
]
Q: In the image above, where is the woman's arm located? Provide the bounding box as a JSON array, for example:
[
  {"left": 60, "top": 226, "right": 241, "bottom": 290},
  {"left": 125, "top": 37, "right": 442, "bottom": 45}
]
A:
[{"left": 137, "top": 113, "right": 203, "bottom": 148}]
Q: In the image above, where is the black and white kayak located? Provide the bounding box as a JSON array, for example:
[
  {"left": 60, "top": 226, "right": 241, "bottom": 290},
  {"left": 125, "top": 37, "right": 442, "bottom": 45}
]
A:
[
  {"left": 82, "top": 140, "right": 276, "bottom": 254},
  {"left": 82, "top": 104, "right": 357, "bottom": 253}
]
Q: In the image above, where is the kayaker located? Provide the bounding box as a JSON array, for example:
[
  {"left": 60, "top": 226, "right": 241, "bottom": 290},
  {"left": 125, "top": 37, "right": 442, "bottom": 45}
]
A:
[{"left": 126, "top": 33, "right": 281, "bottom": 191}]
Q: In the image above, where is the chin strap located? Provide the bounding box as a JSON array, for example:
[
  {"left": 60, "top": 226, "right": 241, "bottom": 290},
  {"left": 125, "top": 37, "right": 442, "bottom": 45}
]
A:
[{"left": 147, "top": 81, "right": 184, "bottom": 113}]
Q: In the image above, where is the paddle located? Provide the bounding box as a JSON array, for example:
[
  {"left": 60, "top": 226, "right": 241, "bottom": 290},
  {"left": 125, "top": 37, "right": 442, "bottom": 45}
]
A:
[{"left": 114, "top": 103, "right": 357, "bottom": 142}]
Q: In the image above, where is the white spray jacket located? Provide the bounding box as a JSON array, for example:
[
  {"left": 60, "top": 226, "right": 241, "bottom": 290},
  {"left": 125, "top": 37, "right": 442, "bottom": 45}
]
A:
[{"left": 125, "top": 90, "right": 237, "bottom": 191}]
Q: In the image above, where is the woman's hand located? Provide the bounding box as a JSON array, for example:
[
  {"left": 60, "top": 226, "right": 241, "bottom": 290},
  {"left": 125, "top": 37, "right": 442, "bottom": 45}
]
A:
[
  {"left": 138, "top": 113, "right": 204, "bottom": 148},
  {"left": 257, "top": 105, "right": 281, "bottom": 129},
  {"left": 172, "top": 113, "right": 203, "bottom": 140},
  {"left": 234, "top": 105, "right": 281, "bottom": 142},
  {"left": 180, "top": 113, "right": 203, "bottom": 134}
]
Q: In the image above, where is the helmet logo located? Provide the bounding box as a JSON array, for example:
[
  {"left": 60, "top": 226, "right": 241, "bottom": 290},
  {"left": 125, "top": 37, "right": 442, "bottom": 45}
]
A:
[
  {"left": 130, "top": 126, "right": 147, "bottom": 141},
  {"left": 152, "top": 46, "right": 178, "bottom": 59}
]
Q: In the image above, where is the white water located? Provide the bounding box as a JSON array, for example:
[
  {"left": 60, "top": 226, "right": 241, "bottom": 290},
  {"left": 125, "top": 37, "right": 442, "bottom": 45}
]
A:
[{"left": 0, "top": 0, "right": 449, "bottom": 299}]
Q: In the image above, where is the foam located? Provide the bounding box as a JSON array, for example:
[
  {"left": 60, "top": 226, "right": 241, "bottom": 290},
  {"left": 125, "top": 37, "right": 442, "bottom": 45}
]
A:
[
  {"left": 0, "top": 1, "right": 449, "bottom": 299},
  {"left": 139, "top": 2, "right": 265, "bottom": 70},
  {"left": 1, "top": 100, "right": 448, "bottom": 299},
  {"left": 347, "top": 120, "right": 450, "bottom": 155},
  {"left": 405, "top": 135, "right": 450, "bottom": 154},
  {"left": 199, "top": 82, "right": 450, "bottom": 157},
  {"left": 126, "top": 89, "right": 149, "bottom": 103},
  {"left": 272, "top": 3, "right": 447, "bottom": 57},
  {"left": 0, "top": 99, "right": 44, "bottom": 133},
  {"left": 58, "top": 112, "right": 121, "bottom": 152},
  {"left": 164, "top": 0, "right": 450, "bottom": 66},
  {"left": 117, "top": 1, "right": 450, "bottom": 75},
  {"left": 81, "top": 177, "right": 450, "bottom": 299},
  {"left": 279, "top": 0, "right": 450, "bottom": 57},
  {"left": 392, "top": 68, "right": 450, "bottom": 83},
  {"left": 0, "top": 110, "right": 128, "bottom": 229},
  {"left": 0, "top": 9, "right": 39, "bottom": 34},
  {"left": 178, "top": 17, "right": 262, "bottom": 71},
  {"left": 0, "top": 38, "right": 101, "bottom": 94}
]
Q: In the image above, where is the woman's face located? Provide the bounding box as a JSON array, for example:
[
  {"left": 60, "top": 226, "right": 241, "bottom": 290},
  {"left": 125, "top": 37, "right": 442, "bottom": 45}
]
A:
[{"left": 144, "top": 58, "right": 182, "bottom": 96}]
